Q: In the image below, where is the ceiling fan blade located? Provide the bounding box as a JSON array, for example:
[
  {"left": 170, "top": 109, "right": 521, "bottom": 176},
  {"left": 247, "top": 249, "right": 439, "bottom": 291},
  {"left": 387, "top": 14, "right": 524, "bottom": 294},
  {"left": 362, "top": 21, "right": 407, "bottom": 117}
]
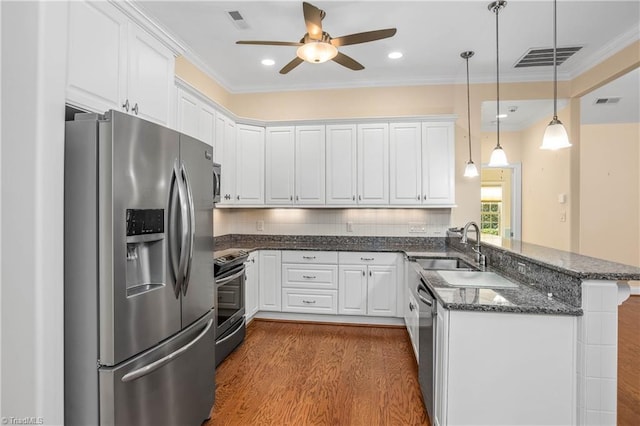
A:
[
  {"left": 236, "top": 40, "right": 303, "bottom": 47},
  {"left": 331, "top": 28, "right": 397, "bottom": 47},
  {"left": 303, "top": 2, "right": 324, "bottom": 40},
  {"left": 332, "top": 52, "right": 364, "bottom": 71},
  {"left": 280, "top": 57, "right": 304, "bottom": 74}
]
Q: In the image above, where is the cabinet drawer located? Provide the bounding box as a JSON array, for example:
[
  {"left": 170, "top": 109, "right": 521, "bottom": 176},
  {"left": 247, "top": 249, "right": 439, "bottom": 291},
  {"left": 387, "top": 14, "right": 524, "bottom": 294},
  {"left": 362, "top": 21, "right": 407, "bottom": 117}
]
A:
[
  {"left": 281, "top": 250, "right": 338, "bottom": 264},
  {"left": 339, "top": 251, "right": 398, "bottom": 265},
  {"left": 281, "top": 289, "right": 338, "bottom": 314},
  {"left": 282, "top": 264, "right": 338, "bottom": 289}
]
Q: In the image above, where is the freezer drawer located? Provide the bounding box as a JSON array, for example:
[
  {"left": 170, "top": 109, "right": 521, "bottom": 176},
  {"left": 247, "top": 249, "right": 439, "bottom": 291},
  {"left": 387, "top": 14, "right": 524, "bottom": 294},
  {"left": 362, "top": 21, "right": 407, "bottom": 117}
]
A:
[{"left": 98, "top": 313, "right": 215, "bottom": 426}]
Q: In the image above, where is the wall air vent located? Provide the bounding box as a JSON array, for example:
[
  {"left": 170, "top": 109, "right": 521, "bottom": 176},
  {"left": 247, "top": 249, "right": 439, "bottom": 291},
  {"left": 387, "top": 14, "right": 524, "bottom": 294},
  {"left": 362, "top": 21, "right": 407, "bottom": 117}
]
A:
[
  {"left": 594, "top": 97, "right": 621, "bottom": 105},
  {"left": 226, "top": 10, "right": 250, "bottom": 30},
  {"left": 513, "top": 46, "right": 582, "bottom": 68}
]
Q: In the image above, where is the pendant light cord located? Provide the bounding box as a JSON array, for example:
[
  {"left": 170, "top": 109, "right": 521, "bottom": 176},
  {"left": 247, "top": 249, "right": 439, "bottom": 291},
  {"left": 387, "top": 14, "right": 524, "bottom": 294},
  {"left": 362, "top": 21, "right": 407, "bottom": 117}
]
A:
[
  {"left": 553, "top": 0, "right": 558, "bottom": 120},
  {"left": 495, "top": 4, "right": 501, "bottom": 149},
  {"left": 465, "top": 56, "right": 473, "bottom": 162}
]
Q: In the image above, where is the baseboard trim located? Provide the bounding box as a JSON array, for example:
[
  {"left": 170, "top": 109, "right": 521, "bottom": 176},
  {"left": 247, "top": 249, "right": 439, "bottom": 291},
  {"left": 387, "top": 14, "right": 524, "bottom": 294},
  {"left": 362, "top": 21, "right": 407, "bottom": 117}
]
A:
[{"left": 253, "top": 311, "right": 405, "bottom": 327}]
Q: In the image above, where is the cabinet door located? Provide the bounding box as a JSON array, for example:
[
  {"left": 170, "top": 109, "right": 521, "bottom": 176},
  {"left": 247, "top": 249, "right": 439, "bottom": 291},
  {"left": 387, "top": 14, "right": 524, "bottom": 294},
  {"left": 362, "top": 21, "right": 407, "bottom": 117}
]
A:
[
  {"left": 175, "top": 88, "right": 200, "bottom": 140},
  {"left": 244, "top": 253, "right": 259, "bottom": 320},
  {"left": 66, "top": 1, "right": 127, "bottom": 113},
  {"left": 259, "top": 251, "right": 281, "bottom": 311},
  {"left": 236, "top": 124, "right": 265, "bottom": 205},
  {"left": 390, "top": 123, "right": 422, "bottom": 205},
  {"left": 422, "top": 122, "right": 455, "bottom": 205},
  {"left": 357, "top": 124, "right": 389, "bottom": 205},
  {"left": 338, "top": 265, "right": 367, "bottom": 315},
  {"left": 198, "top": 104, "right": 216, "bottom": 148},
  {"left": 367, "top": 265, "right": 397, "bottom": 317},
  {"left": 295, "top": 125, "right": 325, "bottom": 205},
  {"left": 127, "top": 25, "right": 175, "bottom": 126},
  {"left": 326, "top": 125, "right": 357, "bottom": 205},
  {"left": 265, "top": 127, "right": 295, "bottom": 205},
  {"left": 216, "top": 112, "right": 236, "bottom": 204}
]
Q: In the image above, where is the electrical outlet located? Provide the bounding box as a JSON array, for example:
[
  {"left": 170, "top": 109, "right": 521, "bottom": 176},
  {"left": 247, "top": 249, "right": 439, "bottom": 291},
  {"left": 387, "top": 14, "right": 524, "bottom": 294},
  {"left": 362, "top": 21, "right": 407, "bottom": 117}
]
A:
[
  {"left": 256, "top": 220, "right": 264, "bottom": 231},
  {"left": 347, "top": 222, "right": 353, "bottom": 232},
  {"left": 517, "top": 262, "right": 526, "bottom": 275},
  {"left": 560, "top": 211, "right": 566, "bottom": 222},
  {"left": 409, "top": 222, "right": 427, "bottom": 233}
]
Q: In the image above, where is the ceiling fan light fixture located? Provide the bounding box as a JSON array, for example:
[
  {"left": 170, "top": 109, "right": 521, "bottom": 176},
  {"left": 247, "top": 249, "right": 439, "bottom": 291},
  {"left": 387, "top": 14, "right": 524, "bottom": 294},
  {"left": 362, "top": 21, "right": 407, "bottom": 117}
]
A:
[
  {"left": 261, "top": 59, "right": 275, "bottom": 66},
  {"left": 388, "top": 51, "right": 403, "bottom": 59},
  {"left": 296, "top": 41, "right": 338, "bottom": 64}
]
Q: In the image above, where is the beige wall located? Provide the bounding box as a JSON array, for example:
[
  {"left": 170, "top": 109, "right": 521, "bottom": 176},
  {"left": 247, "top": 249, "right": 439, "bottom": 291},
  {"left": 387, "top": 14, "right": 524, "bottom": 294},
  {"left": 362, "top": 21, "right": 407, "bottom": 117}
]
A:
[{"left": 580, "top": 123, "right": 640, "bottom": 267}]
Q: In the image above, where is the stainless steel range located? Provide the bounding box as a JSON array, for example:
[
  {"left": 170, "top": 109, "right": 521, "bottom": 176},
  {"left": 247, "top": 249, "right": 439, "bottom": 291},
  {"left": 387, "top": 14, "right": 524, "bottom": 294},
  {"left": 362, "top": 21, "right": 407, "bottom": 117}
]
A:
[{"left": 213, "top": 248, "right": 249, "bottom": 366}]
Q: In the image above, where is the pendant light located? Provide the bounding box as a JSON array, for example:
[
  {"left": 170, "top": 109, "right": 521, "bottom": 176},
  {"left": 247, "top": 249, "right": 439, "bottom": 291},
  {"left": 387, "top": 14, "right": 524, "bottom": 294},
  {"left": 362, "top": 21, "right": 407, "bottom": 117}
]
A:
[
  {"left": 540, "top": 0, "right": 572, "bottom": 150},
  {"left": 488, "top": 1, "right": 509, "bottom": 167},
  {"left": 461, "top": 51, "right": 479, "bottom": 178}
]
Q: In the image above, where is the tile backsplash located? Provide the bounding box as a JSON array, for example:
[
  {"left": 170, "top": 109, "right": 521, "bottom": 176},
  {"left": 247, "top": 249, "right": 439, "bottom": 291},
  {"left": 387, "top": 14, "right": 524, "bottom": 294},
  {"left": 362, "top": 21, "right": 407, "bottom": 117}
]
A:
[{"left": 213, "top": 208, "right": 451, "bottom": 237}]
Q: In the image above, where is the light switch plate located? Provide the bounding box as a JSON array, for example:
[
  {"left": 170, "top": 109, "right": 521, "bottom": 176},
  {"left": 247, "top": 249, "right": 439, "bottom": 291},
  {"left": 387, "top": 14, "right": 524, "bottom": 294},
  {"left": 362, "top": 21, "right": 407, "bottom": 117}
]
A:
[{"left": 256, "top": 220, "right": 264, "bottom": 231}]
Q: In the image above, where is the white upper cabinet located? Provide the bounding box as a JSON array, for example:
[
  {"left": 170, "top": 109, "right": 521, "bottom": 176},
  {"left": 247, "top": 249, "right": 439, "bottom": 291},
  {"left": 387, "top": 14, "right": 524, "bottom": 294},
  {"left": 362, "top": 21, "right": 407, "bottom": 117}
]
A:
[
  {"left": 390, "top": 123, "right": 422, "bottom": 205},
  {"left": 326, "top": 125, "right": 357, "bottom": 205},
  {"left": 295, "top": 126, "right": 325, "bottom": 205},
  {"left": 66, "top": 1, "right": 175, "bottom": 126},
  {"left": 357, "top": 124, "right": 389, "bottom": 205},
  {"left": 265, "top": 127, "right": 295, "bottom": 205},
  {"left": 235, "top": 124, "right": 265, "bottom": 205},
  {"left": 176, "top": 87, "right": 216, "bottom": 147},
  {"left": 216, "top": 112, "right": 236, "bottom": 204},
  {"left": 127, "top": 25, "right": 174, "bottom": 126},
  {"left": 422, "top": 122, "right": 455, "bottom": 205},
  {"left": 66, "top": 1, "right": 127, "bottom": 115},
  {"left": 265, "top": 125, "right": 325, "bottom": 206}
]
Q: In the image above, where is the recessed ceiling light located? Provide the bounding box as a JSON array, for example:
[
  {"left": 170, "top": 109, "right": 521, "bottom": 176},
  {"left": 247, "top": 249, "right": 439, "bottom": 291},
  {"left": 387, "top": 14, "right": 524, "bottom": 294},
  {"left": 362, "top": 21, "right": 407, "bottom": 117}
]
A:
[
  {"left": 388, "top": 51, "right": 403, "bottom": 59},
  {"left": 261, "top": 59, "right": 275, "bottom": 66}
]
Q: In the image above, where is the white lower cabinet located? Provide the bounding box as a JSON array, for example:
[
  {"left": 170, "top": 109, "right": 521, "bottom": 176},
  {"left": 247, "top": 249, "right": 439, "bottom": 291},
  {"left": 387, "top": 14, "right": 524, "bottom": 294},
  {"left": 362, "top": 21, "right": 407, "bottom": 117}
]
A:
[
  {"left": 258, "top": 250, "right": 281, "bottom": 311},
  {"left": 281, "top": 251, "right": 338, "bottom": 315},
  {"left": 244, "top": 252, "right": 259, "bottom": 321},
  {"left": 434, "top": 300, "right": 576, "bottom": 426},
  {"left": 338, "top": 252, "right": 398, "bottom": 317}
]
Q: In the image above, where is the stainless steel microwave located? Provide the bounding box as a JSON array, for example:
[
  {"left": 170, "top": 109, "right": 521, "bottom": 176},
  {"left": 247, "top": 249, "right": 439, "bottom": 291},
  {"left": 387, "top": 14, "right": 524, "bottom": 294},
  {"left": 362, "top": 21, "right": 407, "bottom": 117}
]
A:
[{"left": 213, "top": 162, "right": 221, "bottom": 204}]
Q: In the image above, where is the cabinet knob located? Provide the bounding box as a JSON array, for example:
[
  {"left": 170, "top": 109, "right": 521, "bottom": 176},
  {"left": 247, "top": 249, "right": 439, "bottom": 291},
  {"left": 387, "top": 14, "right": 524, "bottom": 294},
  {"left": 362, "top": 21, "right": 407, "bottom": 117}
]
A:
[
  {"left": 362, "top": 271, "right": 365, "bottom": 276},
  {"left": 358, "top": 195, "right": 362, "bottom": 201},
  {"left": 132, "top": 103, "right": 139, "bottom": 115},
  {"left": 290, "top": 195, "right": 293, "bottom": 201},
  {"left": 352, "top": 195, "right": 356, "bottom": 201},
  {"left": 417, "top": 195, "right": 421, "bottom": 200},
  {"left": 423, "top": 195, "right": 426, "bottom": 200},
  {"left": 295, "top": 195, "right": 299, "bottom": 201},
  {"left": 409, "top": 302, "right": 415, "bottom": 311},
  {"left": 122, "top": 99, "right": 130, "bottom": 112},
  {"left": 236, "top": 195, "right": 240, "bottom": 200},
  {"left": 369, "top": 270, "right": 372, "bottom": 277}
]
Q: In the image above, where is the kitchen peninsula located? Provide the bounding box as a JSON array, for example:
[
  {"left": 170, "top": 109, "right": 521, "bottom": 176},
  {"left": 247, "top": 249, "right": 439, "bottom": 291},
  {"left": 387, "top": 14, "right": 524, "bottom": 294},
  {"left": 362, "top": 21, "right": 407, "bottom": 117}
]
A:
[{"left": 214, "top": 232, "right": 640, "bottom": 425}]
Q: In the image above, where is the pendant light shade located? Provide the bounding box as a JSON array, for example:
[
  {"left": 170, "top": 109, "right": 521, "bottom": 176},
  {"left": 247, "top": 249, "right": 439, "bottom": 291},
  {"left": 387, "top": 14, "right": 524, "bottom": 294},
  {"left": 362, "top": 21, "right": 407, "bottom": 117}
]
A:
[
  {"left": 461, "top": 50, "right": 479, "bottom": 178},
  {"left": 487, "top": 1, "right": 509, "bottom": 167},
  {"left": 541, "top": 0, "right": 572, "bottom": 150}
]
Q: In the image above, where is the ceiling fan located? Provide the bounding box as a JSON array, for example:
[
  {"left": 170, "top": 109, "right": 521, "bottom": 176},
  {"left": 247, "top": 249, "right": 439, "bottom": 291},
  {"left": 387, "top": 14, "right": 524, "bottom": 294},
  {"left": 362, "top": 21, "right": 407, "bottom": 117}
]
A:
[{"left": 236, "top": 2, "right": 397, "bottom": 74}]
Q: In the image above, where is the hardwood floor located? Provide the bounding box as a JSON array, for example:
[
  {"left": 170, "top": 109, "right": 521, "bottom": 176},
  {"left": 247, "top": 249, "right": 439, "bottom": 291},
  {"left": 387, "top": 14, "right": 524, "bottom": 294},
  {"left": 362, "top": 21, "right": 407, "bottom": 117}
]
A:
[
  {"left": 618, "top": 295, "right": 640, "bottom": 426},
  {"left": 206, "top": 320, "right": 429, "bottom": 426},
  {"left": 207, "top": 297, "right": 639, "bottom": 425}
]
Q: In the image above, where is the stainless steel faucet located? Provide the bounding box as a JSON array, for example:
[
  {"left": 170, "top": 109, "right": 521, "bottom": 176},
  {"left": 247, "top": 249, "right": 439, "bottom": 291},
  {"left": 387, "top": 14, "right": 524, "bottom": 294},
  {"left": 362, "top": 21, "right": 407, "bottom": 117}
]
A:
[{"left": 461, "top": 221, "right": 486, "bottom": 266}]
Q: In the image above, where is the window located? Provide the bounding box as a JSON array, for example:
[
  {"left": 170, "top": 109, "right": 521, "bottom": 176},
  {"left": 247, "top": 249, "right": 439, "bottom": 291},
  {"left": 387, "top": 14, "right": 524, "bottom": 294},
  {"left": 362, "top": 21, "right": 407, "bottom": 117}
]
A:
[{"left": 481, "top": 202, "right": 501, "bottom": 236}]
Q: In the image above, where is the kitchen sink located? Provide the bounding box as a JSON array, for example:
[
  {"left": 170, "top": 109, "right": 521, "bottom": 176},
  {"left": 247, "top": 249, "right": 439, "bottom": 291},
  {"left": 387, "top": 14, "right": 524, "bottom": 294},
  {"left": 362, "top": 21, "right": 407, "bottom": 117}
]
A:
[
  {"left": 415, "top": 258, "right": 477, "bottom": 271},
  {"left": 436, "top": 271, "right": 518, "bottom": 289}
]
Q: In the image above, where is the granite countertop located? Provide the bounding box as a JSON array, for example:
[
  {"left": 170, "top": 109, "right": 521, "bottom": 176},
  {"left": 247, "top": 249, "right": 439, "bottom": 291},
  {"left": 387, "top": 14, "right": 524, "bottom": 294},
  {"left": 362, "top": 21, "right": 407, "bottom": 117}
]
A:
[
  {"left": 417, "top": 268, "right": 582, "bottom": 316},
  {"left": 482, "top": 238, "right": 640, "bottom": 281}
]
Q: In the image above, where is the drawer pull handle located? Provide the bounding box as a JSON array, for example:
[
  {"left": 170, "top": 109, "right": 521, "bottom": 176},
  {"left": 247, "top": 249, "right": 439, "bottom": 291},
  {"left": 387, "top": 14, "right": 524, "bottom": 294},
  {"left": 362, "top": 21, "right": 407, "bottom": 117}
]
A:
[
  {"left": 302, "top": 275, "right": 316, "bottom": 279},
  {"left": 361, "top": 257, "right": 374, "bottom": 261},
  {"left": 302, "top": 300, "right": 316, "bottom": 304},
  {"left": 302, "top": 256, "right": 316, "bottom": 260}
]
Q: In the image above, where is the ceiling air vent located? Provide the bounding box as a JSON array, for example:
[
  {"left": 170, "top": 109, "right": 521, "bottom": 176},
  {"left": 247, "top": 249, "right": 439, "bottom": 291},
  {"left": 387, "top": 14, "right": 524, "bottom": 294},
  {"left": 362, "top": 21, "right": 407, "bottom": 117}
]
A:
[
  {"left": 594, "top": 97, "right": 621, "bottom": 105},
  {"left": 513, "top": 46, "right": 582, "bottom": 68},
  {"left": 226, "top": 10, "right": 249, "bottom": 30}
]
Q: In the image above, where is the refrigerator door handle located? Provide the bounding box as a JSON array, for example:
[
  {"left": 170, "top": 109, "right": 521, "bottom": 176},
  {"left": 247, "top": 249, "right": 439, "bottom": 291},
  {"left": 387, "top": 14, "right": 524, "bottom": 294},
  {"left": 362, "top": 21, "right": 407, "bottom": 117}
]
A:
[
  {"left": 180, "top": 163, "right": 196, "bottom": 296},
  {"left": 174, "top": 163, "right": 190, "bottom": 295},
  {"left": 168, "top": 163, "right": 182, "bottom": 297},
  {"left": 120, "top": 318, "right": 213, "bottom": 383}
]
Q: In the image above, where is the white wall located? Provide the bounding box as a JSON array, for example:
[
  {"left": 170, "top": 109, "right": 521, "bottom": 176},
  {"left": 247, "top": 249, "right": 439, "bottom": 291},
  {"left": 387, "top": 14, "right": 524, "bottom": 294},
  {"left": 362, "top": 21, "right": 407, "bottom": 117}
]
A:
[
  {"left": 214, "top": 208, "right": 451, "bottom": 237},
  {"left": 0, "top": 2, "right": 67, "bottom": 424}
]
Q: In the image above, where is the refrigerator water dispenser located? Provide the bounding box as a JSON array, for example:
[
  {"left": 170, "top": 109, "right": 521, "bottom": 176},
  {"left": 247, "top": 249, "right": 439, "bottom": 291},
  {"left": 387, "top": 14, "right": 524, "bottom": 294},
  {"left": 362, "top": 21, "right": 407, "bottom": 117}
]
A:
[{"left": 125, "top": 209, "right": 165, "bottom": 297}]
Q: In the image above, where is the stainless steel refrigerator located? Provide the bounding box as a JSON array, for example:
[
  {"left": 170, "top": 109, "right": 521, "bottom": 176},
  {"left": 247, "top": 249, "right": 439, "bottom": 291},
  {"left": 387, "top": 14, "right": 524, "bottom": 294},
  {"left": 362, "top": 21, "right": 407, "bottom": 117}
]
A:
[{"left": 64, "top": 110, "right": 215, "bottom": 425}]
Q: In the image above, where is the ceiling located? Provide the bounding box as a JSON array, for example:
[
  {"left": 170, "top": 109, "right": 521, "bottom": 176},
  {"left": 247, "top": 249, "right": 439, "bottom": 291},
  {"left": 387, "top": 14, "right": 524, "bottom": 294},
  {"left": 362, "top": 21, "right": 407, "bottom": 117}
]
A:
[{"left": 135, "top": 0, "right": 639, "bottom": 93}]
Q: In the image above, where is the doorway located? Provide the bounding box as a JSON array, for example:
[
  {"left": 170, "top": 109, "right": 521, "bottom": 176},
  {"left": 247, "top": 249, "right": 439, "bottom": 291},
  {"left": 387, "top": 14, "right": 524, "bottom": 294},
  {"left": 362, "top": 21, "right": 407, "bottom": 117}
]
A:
[{"left": 480, "top": 163, "right": 522, "bottom": 243}]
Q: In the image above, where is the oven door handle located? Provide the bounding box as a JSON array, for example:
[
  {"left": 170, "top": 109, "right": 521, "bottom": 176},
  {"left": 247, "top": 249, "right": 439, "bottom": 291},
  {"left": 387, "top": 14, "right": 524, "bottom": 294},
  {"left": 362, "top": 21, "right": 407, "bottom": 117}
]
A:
[{"left": 216, "top": 268, "right": 245, "bottom": 286}]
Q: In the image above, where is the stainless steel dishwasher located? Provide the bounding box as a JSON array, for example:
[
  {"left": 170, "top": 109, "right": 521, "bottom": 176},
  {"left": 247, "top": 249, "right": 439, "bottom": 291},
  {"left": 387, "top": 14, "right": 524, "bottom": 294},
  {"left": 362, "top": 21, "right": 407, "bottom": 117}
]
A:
[{"left": 417, "top": 278, "right": 437, "bottom": 423}]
